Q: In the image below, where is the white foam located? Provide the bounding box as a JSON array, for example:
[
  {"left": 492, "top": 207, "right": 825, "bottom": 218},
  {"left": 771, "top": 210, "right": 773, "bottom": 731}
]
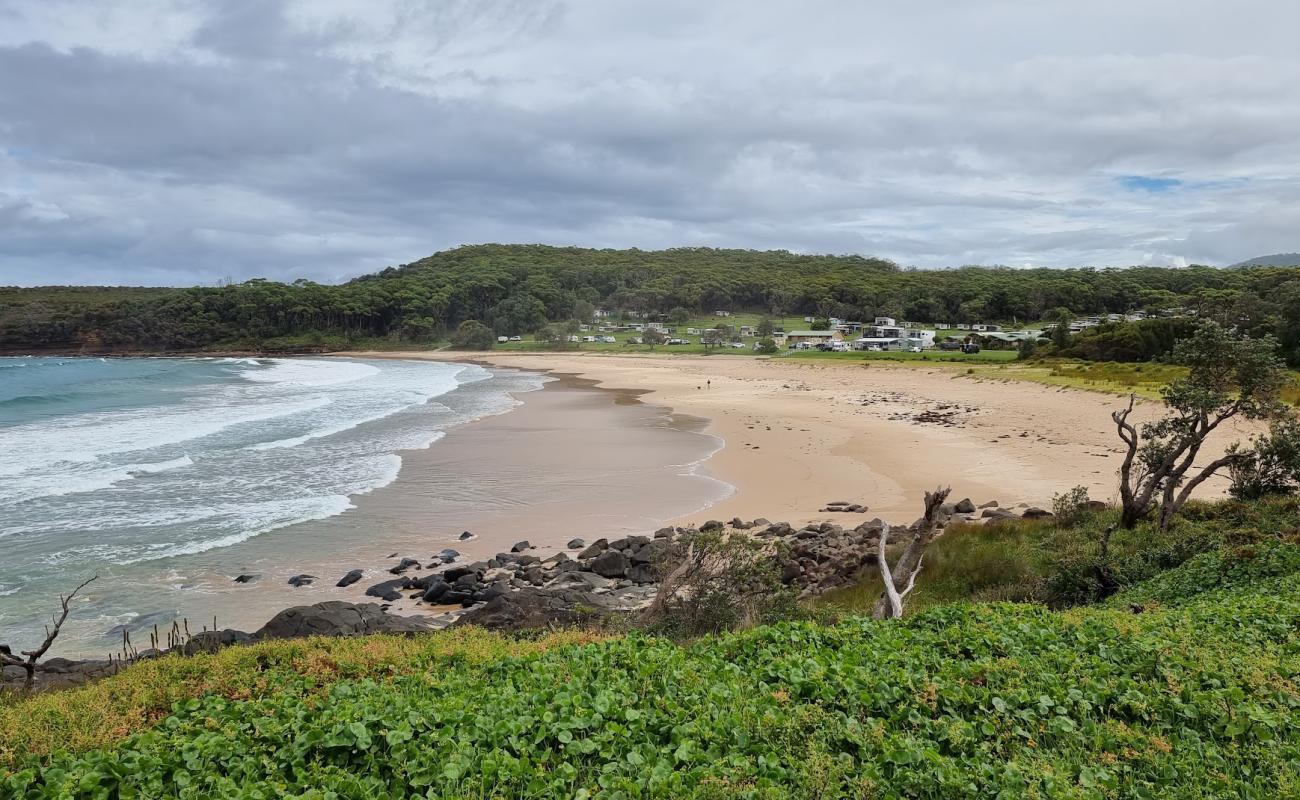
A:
[
  {"left": 0, "top": 455, "right": 197, "bottom": 509},
  {"left": 240, "top": 358, "right": 380, "bottom": 387},
  {"left": 0, "top": 395, "right": 332, "bottom": 481},
  {"left": 117, "top": 494, "right": 356, "bottom": 563}
]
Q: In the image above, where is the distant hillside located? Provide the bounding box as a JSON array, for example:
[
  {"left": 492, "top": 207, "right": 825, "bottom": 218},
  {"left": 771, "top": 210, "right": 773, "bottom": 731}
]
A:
[
  {"left": 5, "top": 244, "right": 1300, "bottom": 361},
  {"left": 1232, "top": 253, "right": 1300, "bottom": 267}
]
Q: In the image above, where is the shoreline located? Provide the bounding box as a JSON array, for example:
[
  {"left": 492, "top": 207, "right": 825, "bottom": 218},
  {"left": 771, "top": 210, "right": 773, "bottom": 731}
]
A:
[
  {"left": 1, "top": 358, "right": 731, "bottom": 657},
  {"left": 347, "top": 350, "right": 1253, "bottom": 526}
]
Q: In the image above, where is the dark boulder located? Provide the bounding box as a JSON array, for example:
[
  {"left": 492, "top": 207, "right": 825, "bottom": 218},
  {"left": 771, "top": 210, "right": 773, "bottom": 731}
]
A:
[
  {"left": 455, "top": 586, "right": 613, "bottom": 632},
  {"left": 954, "top": 498, "right": 977, "bottom": 514},
  {"left": 364, "top": 579, "right": 409, "bottom": 602},
  {"left": 511, "top": 540, "right": 531, "bottom": 553},
  {"left": 233, "top": 574, "right": 257, "bottom": 584},
  {"left": 437, "top": 548, "right": 461, "bottom": 562},
  {"left": 567, "top": 538, "right": 586, "bottom": 549},
  {"left": 421, "top": 580, "right": 452, "bottom": 603},
  {"left": 336, "top": 570, "right": 364, "bottom": 588},
  {"left": 253, "top": 601, "right": 433, "bottom": 640},
  {"left": 631, "top": 539, "right": 670, "bottom": 564},
  {"left": 626, "top": 563, "right": 658, "bottom": 584},
  {"left": 472, "top": 585, "right": 505, "bottom": 604},
  {"left": 591, "top": 550, "right": 629, "bottom": 578},
  {"left": 578, "top": 538, "right": 609, "bottom": 559},
  {"left": 389, "top": 558, "right": 421, "bottom": 575},
  {"left": 441, "top": 590, "right": 473, "bottom": 606},
  {"left": 287, "top": 574, "right": 316, "bottom": 587},
  {"left": 442, "top": 565, "right": 478, "bottom": 582},
  {"left": 181, "top": 629, "right": 252, "bottom": 656},
  {"left": 1022, "top": 507, "right": 1054, "bottom": 520},
  {"left": 699, "top": 520, "right": 725, "bottom": 532},
  {"left": 458, "top": 531, "right": 475, "bottom": 541}
]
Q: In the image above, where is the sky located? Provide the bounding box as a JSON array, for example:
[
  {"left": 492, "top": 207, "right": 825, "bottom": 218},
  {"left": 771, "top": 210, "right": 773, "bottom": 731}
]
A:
[{"left": 1, "top": 1, "right": 1299, "bottom": 286}]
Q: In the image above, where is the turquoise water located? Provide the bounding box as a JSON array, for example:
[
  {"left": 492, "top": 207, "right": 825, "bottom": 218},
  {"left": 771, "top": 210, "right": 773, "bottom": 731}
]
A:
[{"left": 0, "top": 356, "right": 536, "bottom": 654}]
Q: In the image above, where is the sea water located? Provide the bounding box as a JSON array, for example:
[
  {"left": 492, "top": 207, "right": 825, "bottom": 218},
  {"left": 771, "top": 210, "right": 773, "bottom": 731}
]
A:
[{"left": 0, "top": 356, "right": 541, "bottom": 655}]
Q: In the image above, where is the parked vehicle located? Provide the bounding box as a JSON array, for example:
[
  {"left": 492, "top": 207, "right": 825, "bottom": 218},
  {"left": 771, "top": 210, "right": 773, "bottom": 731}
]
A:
[
  {"left": 509, "top": 336, "right": 522, "bottom": 342},
  {"left": 600, "top": 336, "right": 617, "bottom": 343},
  {"left": 497, "top": 336, "right": 509, "bottom": 343}
]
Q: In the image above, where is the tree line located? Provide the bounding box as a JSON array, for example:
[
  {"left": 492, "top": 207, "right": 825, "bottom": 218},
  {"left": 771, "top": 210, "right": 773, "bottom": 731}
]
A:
[{"left": 5, "top": 244, "right": 1300, "bottom": 363}]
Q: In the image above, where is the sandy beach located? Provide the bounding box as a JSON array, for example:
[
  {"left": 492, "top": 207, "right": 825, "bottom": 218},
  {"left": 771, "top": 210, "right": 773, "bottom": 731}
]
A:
[{"left": 353, "top": 351, "right": 1253, "bottom": 527}]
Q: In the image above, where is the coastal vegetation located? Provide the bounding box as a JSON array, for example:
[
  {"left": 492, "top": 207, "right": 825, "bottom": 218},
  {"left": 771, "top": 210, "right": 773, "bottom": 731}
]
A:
[
  {"left": 7, "top": 244, "right": 1300, "bottom": 364},
  {"left": 4, "top": 493, "right": 1299, "bottom": 797},
  {"left": 2, "top": 496, "right": 1300, "bottom": 796}
]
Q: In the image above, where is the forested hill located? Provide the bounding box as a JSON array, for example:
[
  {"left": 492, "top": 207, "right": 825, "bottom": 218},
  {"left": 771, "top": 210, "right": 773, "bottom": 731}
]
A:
[{"left": 4, "top": 243, "right": 1300, "bottom": 355}]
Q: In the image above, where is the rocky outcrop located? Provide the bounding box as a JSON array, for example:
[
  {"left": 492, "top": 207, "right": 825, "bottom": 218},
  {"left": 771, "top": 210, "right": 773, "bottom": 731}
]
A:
[{"left": 253, "top": 601, "right": 435, "bottom": 640}]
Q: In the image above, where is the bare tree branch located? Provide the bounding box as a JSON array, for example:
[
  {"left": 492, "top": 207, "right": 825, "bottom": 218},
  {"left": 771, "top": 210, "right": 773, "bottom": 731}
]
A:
[
  {"left": 2, "top": 575, "right": 96, "bottom": 691},
  {"left": 873, "top": 487, "right": 950, "bottom": 620}
]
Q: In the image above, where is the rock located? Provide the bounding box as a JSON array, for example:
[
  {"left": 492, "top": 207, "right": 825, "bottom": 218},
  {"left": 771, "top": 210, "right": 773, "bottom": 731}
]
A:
[
  {"left": 437, "top": 549, "right": 461, "bottom": 563},
  {"left": 626, "top": 563, "right": 658, "bottom": 584},
  {"left": 453, "top": 573, "right": 480, "bottom": 590},
  {"left": 954, "top": 498, "right": 976, "bottom": 514},
  {"left": 511, "top": 540, "right": 532, "bottom": 553},
  {"left": 421, "top": 580, "right": 452, "bottom": 603},
  {"left": 979, "top": 500, "right": 1000, "bottom": 509},
  {"left": 441, "top": 589, "right": 473, "bottom": 606},
  {"left": 458, "top": 531, "right": 475, "bottom": 541},
  {"left": 442, "top": 565, "right": 478, "bottom": 582},
  {"left": 981, "top": 508, "right": 1019, "bottom": 522},
  {"left": 181, "top": 629, "right": 252, "bottom": 656},
  {"left": 753, "top": 518, "right": 770, "bottom": 527},
  {"left": 389, "top": 558, "right": 421, "bottom": 575},
  {"left": 765, "top": 522, "right": 794, "bottom": 536},
  {"left": 1087, "top": 500, "right": 1109, "bottom": 511},
  {"left": 233, "top": 574, "right": 257, "bottom": 584},
  {"left": 780, "top": 561, "right": 801, "bottom": 584},
  {"left": 456, "top": 586, "right": 614, "bottom": 631},
  {"left": 287, "top": 574, "right": 316, "bottom": 588},
  {"left": 567, "top": 538, "right": 586, "bottom": 549},
  {"left": 365, "top": 579, "right": 410, "bottom": 602},
  {"left": 472, "top": 585, "right": 505, "bottom": 604},
  {"left": 254, "top": 602, "right": 434, "bottom": 640},
  {"left": 481, "top": 567, "right": 511, "bottom": 583},
  {"left": 1022, "top": 507, "right": 1054, "bottom": 519},
  {"left": 590, "top": 550, "right": 629, "bottom": 578},
  {"left": 631, "top": 539, "right": 669, "bottom": 564},
  {"left": 578, "top": 539, "right": 609, "bottom": 559},
  {"left": 336, "top": 570, "right": 364, "bottom": 588},
  {"left": 654, "top": 527, "right": 675, "bottom": 538},
  {"left": 699, "top": 520, "right": 725, "bottom": 532}
]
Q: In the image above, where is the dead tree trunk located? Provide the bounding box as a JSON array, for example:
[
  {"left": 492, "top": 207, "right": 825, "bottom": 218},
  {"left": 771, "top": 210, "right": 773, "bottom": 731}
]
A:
[
  {"left": 872, "top": 487, "right": 950, "bottom": 620},
  {"left": 0, "top": 576, "right": 96, "bottom": 691}
]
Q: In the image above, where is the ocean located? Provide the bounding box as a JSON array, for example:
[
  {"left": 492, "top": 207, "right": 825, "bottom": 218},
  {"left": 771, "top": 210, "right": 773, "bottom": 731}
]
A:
[{"left": 0, "top": 356, "right": 546, "bottom": 655}]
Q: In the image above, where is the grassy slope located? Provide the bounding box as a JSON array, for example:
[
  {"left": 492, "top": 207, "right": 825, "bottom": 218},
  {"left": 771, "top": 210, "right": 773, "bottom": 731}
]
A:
[{"left": 4, "top": 520, "right": 1300, "bottom": 797}]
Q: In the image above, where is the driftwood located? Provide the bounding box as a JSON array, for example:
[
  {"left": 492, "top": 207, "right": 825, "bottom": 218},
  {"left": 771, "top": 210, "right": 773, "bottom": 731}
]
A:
[
  {"left": 0, "top": 576, "right": 97, "bottom": 690},
  {"left": 872, "top": 488, "right": 950, "bottom": 620}
]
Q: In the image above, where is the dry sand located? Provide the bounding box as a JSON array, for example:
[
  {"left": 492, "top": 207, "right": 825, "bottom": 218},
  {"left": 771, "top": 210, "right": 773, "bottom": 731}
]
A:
[{"left": 355, "top": 351, "right": 1252, "bottom": 527}]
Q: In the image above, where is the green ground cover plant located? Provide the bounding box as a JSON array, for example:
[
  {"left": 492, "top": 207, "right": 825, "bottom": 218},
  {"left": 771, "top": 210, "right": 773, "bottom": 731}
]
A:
[{"left": 4, "top": 498, "right": 1299, "bottom": 798}]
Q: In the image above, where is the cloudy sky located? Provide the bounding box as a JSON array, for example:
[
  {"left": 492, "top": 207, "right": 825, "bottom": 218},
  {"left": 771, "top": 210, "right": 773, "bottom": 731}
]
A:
[{"left": 2, "top": 0, "right": 1298, "bottom": 286}]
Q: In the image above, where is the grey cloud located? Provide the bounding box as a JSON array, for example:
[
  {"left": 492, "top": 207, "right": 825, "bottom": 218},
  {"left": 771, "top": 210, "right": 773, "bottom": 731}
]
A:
[{"left": 1, "top": 0, "right": 1299, "bottom": 285}]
